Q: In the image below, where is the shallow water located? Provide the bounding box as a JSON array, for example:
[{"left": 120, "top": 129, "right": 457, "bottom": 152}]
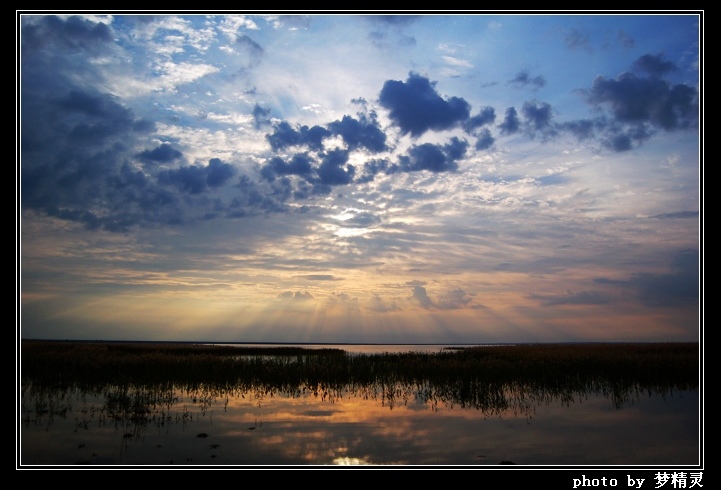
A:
[{"left": 20, "top": 382, "right": 699, "bottom": 466}]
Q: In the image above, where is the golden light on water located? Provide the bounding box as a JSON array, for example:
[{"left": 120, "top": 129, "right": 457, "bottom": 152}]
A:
[{"left": 332, "top": 456, "right": 374, "bottom": 465}]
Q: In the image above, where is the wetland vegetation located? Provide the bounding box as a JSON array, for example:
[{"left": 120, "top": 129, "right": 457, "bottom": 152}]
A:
[{"left": 19, "top": 340, "right": 700, "bottom": 466}]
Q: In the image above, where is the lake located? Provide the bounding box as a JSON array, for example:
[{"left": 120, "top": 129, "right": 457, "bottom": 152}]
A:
[{"left": 19, "top": 342, "right": 701, "bottom": 467}]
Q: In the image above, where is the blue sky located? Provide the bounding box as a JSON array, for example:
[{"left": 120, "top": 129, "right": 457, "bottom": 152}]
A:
[{"left": 19, "top": 12, "right": 702, "bottom": 343}]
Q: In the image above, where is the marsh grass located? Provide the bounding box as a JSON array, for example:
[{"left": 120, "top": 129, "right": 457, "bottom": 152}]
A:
[{"left": 21, "top": 340, "right": 698, "bottom": 409}]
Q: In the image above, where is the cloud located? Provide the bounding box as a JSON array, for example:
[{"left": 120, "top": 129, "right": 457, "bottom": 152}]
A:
[
  {"left": 252, "top": 104, "right": 272, "bottom": 128},
  {"left": 296, "top": 275, "right": 339, "bottom": 281},
  {"left": 650, "top": 211, "right": 699, "bottom": 220},
  {"left": 317, "top": 149, "right": 355, "bottom": 185},
  {"left": 632, "top": 53, "right": 677, "bottom": 78},
  {"left": 397, "top": 137, "right": 468, "bottom": 173},
  {"left": 594, "top": 249, "right": 699, "bottom": 307},
  {"left": 364, "top": 15, "right": 422, "bottom": 26},
  {"left": 357, "top": 158, "right": 398, "bottom": 182},
  {"left": 136, "top": 143, "right": 183, "bottom": 164},
  {"left": 409, "top": 285, "right": 476, "bottom": 310},
  {"left": 412, "top": 285, "right": 434, "bottom": 308},
  {"left": 364, "top": 16, "right": 419, "bottom": 48},
  {"left": 462, "top": 106, "right": 496, "bottom": 134},
  {"left": 559, "top": 119, "right": 596, "bottom": 141},
  {"left": 498, "top": 107, "right": 520, "bottom": 135},
  {"left": 327, "top": 113, "right": 388, "bottom": 153},
  {"left": 586, "top": 55, "right": 698, "bottom": 132},
  {"left": 365, "top": 295, "right": 400, "bottom": 312},
  {"left": 236, "top": 34, "right": 264, "bottom": 67},
  {"left": 19, "top": 16, "right": 699, "bottom": 242},
  {"left": 278, "top": 291, "right": 315, "bottom": 300},
  {"left": 339, "top": 212, "right": 381, "bottom": 228},
  {"left": 436, "top": 288, "right": 473, "bottom": 309},
  {"left": 261, "top": 154, "right": 314, "bottom": 182},
  {"left": 266, "top": 121, "right": 331, "bottom": 152},
  {"left": 157, "top": 158, "right": 235, "bottom": 194},
  {"left": 564, "top": 28, "right": 591, "bottom": 51},
  {"left": 618, "top": 30, "right": 635, "bottom": 49},
  {"left": 522, "top": 100, "right": 557, "bottom": 140},
  {"left": 266, "top": 15, "right": 311, "bottom": 30},
  {"left": 528, "top": 290, "right": 612, "bottom": 306},
  {"left": 628, "top": 249, "right": 699, "bottom": 307},
  {"left": 379, "top": 72, "right": 471, "bottom": 137},
  {"left": 509, "top": 70, "right": 546, "bottom": 90},
  {"left": 21, "top": 15, "right": 114, "bottom": 52},
  {"left": 474, "top": 128, "right": 495, "bottom": 150}
]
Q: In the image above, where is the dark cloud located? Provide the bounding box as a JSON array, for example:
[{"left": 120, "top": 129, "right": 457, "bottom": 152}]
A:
[
  {"left": 379, "top": 72, "right": 471, "bottom": 137},
  {"left": 266, "top": 121, "right": 331, "bottom": 152},
  {"left": 628, "top": 252, "right": 699, "bottom": 307},
  {"left": 398, "top": 137, "right": 468, "bottom": 173},
  {"left": 296, "top": 275, "right": 339, "bottom": 281},
  {"left": 278, "top": 291, "right": 314, "bottom": 300},
  {"left": 21, "top": 15, "right": 113, "bottom": 52},
  {"left": 136, "top": 143, "right": 183, "bottom": 164},
  {"left": 498, "top": 107, "right": 520, "bottom": 135},
  {"left": 327, "top": 113, "right": 388, "bottom": 153},
  {"left": 266, "top": 121, "right": 302, "bottom": 150},
  {"left": 586, "top": 61, "right": 698, "bottom": 132},
  {"left": 578, "top": 55, "right": 698, "bottom": 152},
  {"left": 594, "top": 249, "right": 699, "bottom": 307},
  {"left": 632, "top": 53, "right": 677, "bottom": 78},
  {"left": 260, "top": 154, "right": 314, "bottom": 182},
  {"left": 600, "top": 125, "right": 653, "bottom": 152},
  {"left": 462, "top": 106, "right": 496, "bottom": 134},
  {"left": 509, "top": 70, "right": 546, "bottom": 90},
  {"left": 474, "top": 128, "right": 495, "bottom": 150},
  {"left": 364, "top": 15, "right": 422, "bottom": 26},
  {"left": 317, "top": 149, "right": 355, "bottom": 185},
  {"left": 358, "top": 158, "right": 399, "bottom": 183},
  {"left": 237, "top": 34, "right": 264, "bottom": 67},
  {"left": 21, "top": 77, "right": 175, "bottom": 233},
  {"left": 31, "top": 90, "right": 154, "bottom": 150},
  {"left": 528, "top": 290, "right": 612, "bottom": 306},
  {"left": 412, "top": 286, "right": 434, "bottom": 308},
  {"left": 157, "top": 159, "right": 235, "bottom": 194},
  {"left": 650, "top": 211, "right": 699, "bottom": 220},
  {"left": 301, "top": 126, "right": 332, "bottom": 151},
  {"left": 57, "top": 90, "right": 131, "bottom": 122},
  {"left": 341, "top": 212, "right": 381, "bottom": 228},
  {"left": 564, "top": 28, "right": 591, "bottom": 51},
  {"left": 158, "top": 165, "right": 207, "bottom": 194},
  {"left": 522, "top": 100, "right": 557, "bottom": 140},
  {"left": 559, "top": 119, "right": 596, "bottom": 140},
  {"left": 205, "top": 158, "right": 236, "bottom": 187},
  {"left": 252, "top": 104, "right": 272, "bottom": 129}
]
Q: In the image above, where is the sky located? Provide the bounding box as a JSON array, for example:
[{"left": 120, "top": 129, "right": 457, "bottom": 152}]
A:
[{"left": 18, "top": 12, "right": 702, "bottom": 344}]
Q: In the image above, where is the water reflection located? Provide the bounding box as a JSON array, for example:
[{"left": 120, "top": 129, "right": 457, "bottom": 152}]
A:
[
  {"left": 21, "top": 380, "right": 699, "bottom": 465},
  {"left": 20, "top": 342, "right": 699, "bottom": 466}
]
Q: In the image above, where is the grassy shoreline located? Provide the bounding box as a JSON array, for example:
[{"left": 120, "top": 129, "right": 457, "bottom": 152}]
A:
[
  {"left": 20, "top": 339, "right": 699, "bottom": 384},
  {"left": 20, "top": 340, "right": 700, "bottom": 420}
]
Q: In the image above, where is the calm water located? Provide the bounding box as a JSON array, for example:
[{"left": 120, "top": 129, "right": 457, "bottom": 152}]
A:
[
  {"left": 19, "top": 343, "right": 701, "bottom": 467},
  {"left": 207, "top": 343, "right": 498, "bottom": 354}
]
